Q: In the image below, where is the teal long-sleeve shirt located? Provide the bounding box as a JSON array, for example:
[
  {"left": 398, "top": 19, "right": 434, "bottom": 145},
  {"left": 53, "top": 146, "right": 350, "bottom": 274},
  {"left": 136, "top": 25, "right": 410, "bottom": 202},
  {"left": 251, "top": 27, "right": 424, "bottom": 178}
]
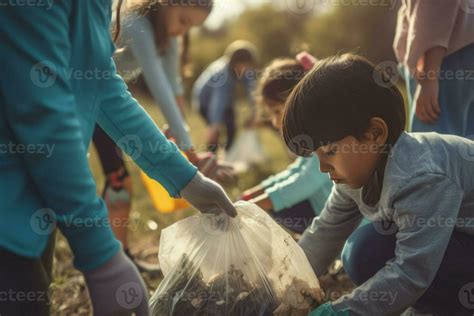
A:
[
  {"left": 262, "top": 155, "right": 333, "bottom": 214},
  {"left": 0, "top": 0, "right": 197, "bottom": 271}
]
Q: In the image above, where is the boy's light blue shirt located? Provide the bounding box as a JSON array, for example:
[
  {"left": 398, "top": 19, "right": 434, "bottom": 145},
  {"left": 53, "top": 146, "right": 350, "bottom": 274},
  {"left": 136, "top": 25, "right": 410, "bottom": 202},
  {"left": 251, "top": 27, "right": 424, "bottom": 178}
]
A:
[
  {"left": 300, "top": 132, "right": 474, "bottom": 314},
  {"left": 0, "top": 0, "right": 197, "bottom": 271}
]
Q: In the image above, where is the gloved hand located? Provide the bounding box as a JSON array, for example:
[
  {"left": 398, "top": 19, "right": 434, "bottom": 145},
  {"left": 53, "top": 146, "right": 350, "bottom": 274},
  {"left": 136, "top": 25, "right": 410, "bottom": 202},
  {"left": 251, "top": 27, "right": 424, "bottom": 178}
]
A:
[
  {"left": 192, "top": 152, "right": 236, "bottom": 186},
  {"left": 206, "top": 161, "right": 236, "bottom": 186},
  {"left": 310, "top": 302, "right": 350, "bottom": 316},
  {"left": 213, "top": 161, "right": 236, "bottom": 185},
  {"left": 180, "top": 171, "right": 237, "bottom": 217},
  {"left": 84, "top": 249, "right": 150, "bottom": 316},
  {"left": 193, "top": 152, "right": 218, "bottom": 176}
]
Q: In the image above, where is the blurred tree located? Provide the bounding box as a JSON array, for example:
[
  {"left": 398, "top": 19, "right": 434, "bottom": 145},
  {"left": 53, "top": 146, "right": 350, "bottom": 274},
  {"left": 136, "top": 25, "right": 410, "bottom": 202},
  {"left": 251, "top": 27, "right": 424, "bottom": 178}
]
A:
[
  {"left": 186, "top": 1, "right": 400, "bottom": 93},
  {"left": 303, "top": 1, "right": 399, "bottom": 63},
  {"left": 228, "top": 4, "right": 311, "bottom": 63}
]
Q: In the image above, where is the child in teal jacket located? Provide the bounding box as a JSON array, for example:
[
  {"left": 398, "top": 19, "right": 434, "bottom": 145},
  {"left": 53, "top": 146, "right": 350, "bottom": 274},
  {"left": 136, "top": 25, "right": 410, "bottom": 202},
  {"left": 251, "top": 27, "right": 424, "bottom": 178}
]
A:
[{"left": 0, "top": 1, "right": 235, "bottom": 315}]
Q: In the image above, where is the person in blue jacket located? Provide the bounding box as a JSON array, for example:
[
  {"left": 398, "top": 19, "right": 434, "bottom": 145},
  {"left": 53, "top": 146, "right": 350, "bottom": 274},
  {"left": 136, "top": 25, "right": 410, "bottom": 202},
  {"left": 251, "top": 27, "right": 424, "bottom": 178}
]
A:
[
  {"left": 193, "top": 40, "right": 258, "bottom": 152},
  {"left": 0, "top": 1, "right": 236, "bottom": 315}
]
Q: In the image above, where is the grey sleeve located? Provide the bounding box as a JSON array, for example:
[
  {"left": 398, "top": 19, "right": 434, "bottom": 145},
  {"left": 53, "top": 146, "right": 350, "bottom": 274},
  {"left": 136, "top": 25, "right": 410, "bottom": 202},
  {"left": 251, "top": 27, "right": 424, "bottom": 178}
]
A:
[
  {"left": 123, "top": 18, "right": 193, "bottom": 150},
  {"left": 298, "top": 184, "right": 363, "bottom": 277},
  {"left": 332, "top": 174, "right": 463, "bottom": 315}
]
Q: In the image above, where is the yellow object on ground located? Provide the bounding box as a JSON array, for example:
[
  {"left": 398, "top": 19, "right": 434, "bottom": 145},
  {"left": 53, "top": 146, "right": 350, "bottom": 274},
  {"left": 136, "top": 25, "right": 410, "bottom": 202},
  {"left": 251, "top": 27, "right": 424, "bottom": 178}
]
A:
[{"left": 140, "top": 171, "right": 190, "bottom": 213}]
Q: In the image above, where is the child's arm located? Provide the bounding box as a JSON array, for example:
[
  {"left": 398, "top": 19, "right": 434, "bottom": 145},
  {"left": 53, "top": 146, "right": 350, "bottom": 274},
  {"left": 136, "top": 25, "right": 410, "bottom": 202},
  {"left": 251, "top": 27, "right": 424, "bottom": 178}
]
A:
[
  {"left": 331, "top": 174, "right": 463, "bottom": 315},
  {"left": 121, "top": 18, "right": 193, "bottom": 151},
  {"left": 299, "top": 185, "right": 363, "bottom": 277},
  {"left": 249, "top": 193, "right": 273, "bottom": 212},
  {"left": 162, "top": 38, "right": 187, "bottom": 116},
  {"left": 241, "top": 184, "right": 266, "bottom": 201},
  {"left": 402, "top": 0, "right": 459, "bottom": 73},
  {"left": 162, "top": 38, "right": 185, "bottom": 99},
  {"left": 260, "top": 156, "right": 307, "bottom": 188},
  {"left": 264, "top": 155, "right": 332, "bottom": 213},
  {"left": 97, "top": 58, "right": 237, "bottom": 218},
  {"left": 242, "top": 157, "right": 307, "bottom": 200},
  {"left": 413, "top": 46, "right": 446, "bottom": 124},
  {"left": 97, "top": 57, "right": 197, "bottom": 197}
]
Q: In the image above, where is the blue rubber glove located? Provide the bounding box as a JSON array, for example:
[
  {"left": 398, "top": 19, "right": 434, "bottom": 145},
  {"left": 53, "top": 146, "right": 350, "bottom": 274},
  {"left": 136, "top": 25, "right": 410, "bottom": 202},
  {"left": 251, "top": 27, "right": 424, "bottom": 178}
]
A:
[{"left": 309, "top": 302, "right": 350, "bottom": 316}]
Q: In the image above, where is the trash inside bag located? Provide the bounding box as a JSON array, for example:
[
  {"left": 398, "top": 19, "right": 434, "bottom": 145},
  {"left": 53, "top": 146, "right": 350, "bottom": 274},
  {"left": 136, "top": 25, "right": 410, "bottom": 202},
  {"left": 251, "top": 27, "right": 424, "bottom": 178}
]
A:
[{"left": 150, "top": 201, "right": 324, "bottom": 316}]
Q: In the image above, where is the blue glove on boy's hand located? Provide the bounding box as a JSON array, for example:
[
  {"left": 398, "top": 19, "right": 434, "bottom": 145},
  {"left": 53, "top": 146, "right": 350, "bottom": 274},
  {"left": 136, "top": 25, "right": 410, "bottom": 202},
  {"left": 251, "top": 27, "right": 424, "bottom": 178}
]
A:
[{"left": 309, "top": 302, "right": 350, "bottom": 316}]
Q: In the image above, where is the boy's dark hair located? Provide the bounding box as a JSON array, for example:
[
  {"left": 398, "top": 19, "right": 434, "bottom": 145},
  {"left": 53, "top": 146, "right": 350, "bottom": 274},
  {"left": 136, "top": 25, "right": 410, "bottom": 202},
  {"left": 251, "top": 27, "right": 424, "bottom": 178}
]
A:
[
  {"left": 282, "top": 54, "right": 406, "bottom": 156},
  {"left": 257, "top": 58, "right": 306, "bottom": 106}
]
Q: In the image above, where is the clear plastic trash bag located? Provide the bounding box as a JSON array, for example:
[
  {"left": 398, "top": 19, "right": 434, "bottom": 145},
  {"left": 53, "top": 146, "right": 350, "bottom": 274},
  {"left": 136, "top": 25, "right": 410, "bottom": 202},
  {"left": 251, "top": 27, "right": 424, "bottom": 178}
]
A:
[{"left": 150, "top": 201, "right": 324, "bottom": 316}]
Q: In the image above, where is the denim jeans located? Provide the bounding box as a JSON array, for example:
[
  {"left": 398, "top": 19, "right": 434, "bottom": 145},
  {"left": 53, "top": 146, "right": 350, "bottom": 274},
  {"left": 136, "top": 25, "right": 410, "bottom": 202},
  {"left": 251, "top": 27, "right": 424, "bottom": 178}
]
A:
[
  {"left": 342, "top": 222, "right": 474, "bottom": 315},
  {"left": 405, "top": 43, "right": 474, "bottom": 138}
]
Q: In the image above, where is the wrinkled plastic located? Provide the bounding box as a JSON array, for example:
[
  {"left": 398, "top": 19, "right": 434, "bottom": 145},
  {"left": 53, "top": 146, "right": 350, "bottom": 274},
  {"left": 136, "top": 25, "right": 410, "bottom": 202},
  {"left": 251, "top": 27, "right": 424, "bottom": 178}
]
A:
[{"left": 150, "top": 201, "right": 324, "bottom": 316}]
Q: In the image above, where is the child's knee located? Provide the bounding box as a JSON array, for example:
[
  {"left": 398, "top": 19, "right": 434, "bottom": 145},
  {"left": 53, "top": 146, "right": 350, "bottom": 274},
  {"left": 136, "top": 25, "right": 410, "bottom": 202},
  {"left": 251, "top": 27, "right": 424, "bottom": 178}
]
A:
[
  {"left": 342, "top": 223, "right": 396, "bottom": 286},
  {"left": 341, "top": 229, "right": 372, "bottom": 286}
]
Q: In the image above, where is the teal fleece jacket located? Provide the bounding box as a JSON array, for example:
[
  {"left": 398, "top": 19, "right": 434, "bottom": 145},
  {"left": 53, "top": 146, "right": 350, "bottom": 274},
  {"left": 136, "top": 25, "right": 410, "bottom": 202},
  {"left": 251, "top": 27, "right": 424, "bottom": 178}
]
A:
[{"left": 0, "top": 0, "right": 197, "bottom": 271}]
